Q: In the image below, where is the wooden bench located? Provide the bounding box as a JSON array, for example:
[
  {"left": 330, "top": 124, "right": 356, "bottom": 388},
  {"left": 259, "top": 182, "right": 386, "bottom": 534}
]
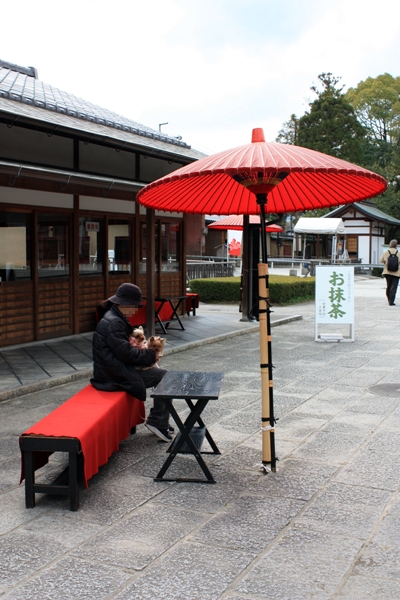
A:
[{"left": 19, "top": 384, "right": 145, "bottom": 511}]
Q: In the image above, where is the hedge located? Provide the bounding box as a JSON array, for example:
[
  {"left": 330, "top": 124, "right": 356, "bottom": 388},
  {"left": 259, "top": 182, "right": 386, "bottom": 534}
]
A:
[{"left": 189, "top": 276, "right": 315, "bottom": 304}]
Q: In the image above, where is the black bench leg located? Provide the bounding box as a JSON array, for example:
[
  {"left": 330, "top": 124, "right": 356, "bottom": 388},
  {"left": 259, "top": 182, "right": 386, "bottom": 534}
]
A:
[
  {"left": 24, "top": 450, "right": 35, "bottom": 508},
  {"left": 69, "top": 452, "right": 79, "bottom": 511}
]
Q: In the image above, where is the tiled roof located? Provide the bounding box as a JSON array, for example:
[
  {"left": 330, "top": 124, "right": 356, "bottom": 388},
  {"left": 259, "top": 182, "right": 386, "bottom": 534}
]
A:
[
  {"left": 326, "top": 202, "right": 400, "bottom": 225},
  {"left": 0, "top": 60, "right": 191, "bottom": 150}
]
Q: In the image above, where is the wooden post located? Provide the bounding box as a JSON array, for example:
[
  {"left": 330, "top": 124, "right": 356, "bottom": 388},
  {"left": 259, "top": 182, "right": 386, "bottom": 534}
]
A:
[{"left": 146, "top": 209, "right": 155, "bottom": 336}]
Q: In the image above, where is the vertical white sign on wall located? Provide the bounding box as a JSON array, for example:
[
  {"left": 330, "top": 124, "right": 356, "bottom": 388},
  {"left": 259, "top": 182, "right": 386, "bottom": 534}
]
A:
[{"left": 315, "top": 266, "right": 354, "bottom": 342}]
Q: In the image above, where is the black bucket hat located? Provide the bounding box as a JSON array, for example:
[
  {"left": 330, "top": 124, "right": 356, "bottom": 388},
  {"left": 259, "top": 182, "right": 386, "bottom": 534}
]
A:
[{"left": 108, "top": 283, "right": 143, "bottom": 307}]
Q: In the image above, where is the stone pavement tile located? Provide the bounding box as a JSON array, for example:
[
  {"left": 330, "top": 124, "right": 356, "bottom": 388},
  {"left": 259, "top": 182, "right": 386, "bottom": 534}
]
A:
[
  {"left": 0, "top": 363, "right": 20, "bottom": 390},
  {"left": 218, "top": 403, "right": 264, "bottom": 436},
  {"left": 251, "top": 458, "right": 338, "bottom": 501},
  {"left": 335, "top": 368, "right": 389, "bottom": 387},
  {"left": 191, "top": 494, "right": 305, "bottom": 554},
  {"left": 352, "top": 495, "right": 400, "bottom": 580},
  {"left": 294, "top": 482, "right": 391, "bottom": 539},
  {"left": 328, "top": 354, "right": 373, "bottom": 368},
  {"left": 220, "top": 595, "right": 252, "bottom": 600},
  {"left": 0, "top": 488, "right": 50, "bottom": 536},
  {"left": 84, "top": 448, "right": 146, "bottom": 486},
  {"left": 42, "top": 341, "right": 93, "bottom": 368},
  {"left": 216, "top": 371, "right": 260, "bottom": 394},
  {"left": 278, "top": 378, "right": 329, "bottom": 396},
  {"left": 73, "top": 503, "right": 206, "bottom": 571},
  {"left": 273, "top": 391, "right": 310, "bottom": 417},
  {"left": 0, "top": 528, "right": 73, "bottom": 589},
  {"left": 382, "top": 405, "right": 400, "bottom": 429},
  {"left": 291, "top": 429, "right": 368, "bottom": 464},
  {"left": 273, "top": 363, "right": 314, "bottom": 381},
  {"left": 0, "top": 434, "right": 20, "bottom": 460},
  {"left": 203, "top": 422, "right": 252, "bottom": 453},
  {"left": 128, "top": 446, "right": 210, "bottom": 480},
  {"left": 0, "top": 454, "right": 27, "bottom": 493},
  {"left": 379, "top": 367, "right": 400, "bottom": 383},
  {"left": 63, "top": 474, "right": 171, "bottom": 525},
  {"left": 234, "top": 527, "right": 363, "bottom": 600},
  {"left": 153, "top": 466, "right": 260, "bottom": 513},
  {"left": 2, "top": 556, "right": 130, "bottom": 600},
  {"left": 320, "top": 383, "right": 368, "bottom": 402},
  {"left": 358, "top": 340, "right": 398, "bottom": 353},
  {"left": 0, "top": 401, "right": 66, "bottom": 436},
  {"left": 346, "top": 392, "right": 399, "bottom": 415},
  {"left": 335, "top": 574, "right": 400, "bottom": 599},
  {"left": 275, "top": 412, "right": 329, "bottom": 441},
  {"left": 334, "top": 449, "right": 400, "bottom": 491},
  {"left": 63, "top": 335, "right": 93, "bottom": 356},
  {"left": 212, "top": 442, "right": 265, "bottom": 473},
  {"left": 292, "top": 396, "right": 348, "bottom": 419},
  {"left": 19, "top": 512, "right": 104, "bottom": 548},
  {"left": 113, "top": 541, "right": 254, "bottom": 600},
  {"left": 320, "top": 409, "right": 382, "bottom": 434},
  {"left": 201, "top": 389, "right": 260, "bottom": 424},
  {"left": 365, "top": 429, "right": 400, "bottom": 454},
  {"left": 25, "top": 345, "right": 75, "bottom": 371}
]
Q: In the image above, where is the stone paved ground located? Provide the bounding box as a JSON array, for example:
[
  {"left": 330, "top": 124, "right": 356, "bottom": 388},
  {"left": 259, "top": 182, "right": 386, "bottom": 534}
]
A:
[{"left": 0, "top": 277, "right": 399, "bottom": 599}]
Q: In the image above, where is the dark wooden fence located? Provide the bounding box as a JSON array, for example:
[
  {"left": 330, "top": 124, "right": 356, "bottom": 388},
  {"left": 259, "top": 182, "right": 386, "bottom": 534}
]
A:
[{"left": 187, "top": 262, "right": 235, "bottom": 280}]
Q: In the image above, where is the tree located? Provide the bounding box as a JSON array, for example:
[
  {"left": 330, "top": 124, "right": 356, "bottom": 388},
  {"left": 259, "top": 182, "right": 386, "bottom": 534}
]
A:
[
  {"left": 276, "top": 114, "right": 299, "bottom": 145},
  {"left": 345, "top": 73, "right": 400, "bottom": 148},
  {"left": 297, "top": 73, "right": 366, "bottom": 164},
  {"left": 346, "top": 74, "right": 400, "bottom": 221}
]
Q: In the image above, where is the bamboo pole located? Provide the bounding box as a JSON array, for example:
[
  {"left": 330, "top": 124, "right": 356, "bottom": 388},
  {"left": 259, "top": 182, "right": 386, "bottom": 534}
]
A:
[
  {"left": 257, "top": 193, "right": 276, "bottom": 471},
  {"left": 258, "top": 262, "right": 276, "bottom": 469}
]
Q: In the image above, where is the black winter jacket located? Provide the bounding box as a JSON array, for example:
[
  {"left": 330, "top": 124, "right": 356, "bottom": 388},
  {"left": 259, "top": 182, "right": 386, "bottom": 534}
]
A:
[{"left": 90, "top": 305, "right": 156, "bottom": 401}]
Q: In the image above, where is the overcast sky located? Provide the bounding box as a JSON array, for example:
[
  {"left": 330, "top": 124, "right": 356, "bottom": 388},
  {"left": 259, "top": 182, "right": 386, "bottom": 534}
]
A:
[{"left": 2, "top": 0, "right": 399, "bottom": 155}]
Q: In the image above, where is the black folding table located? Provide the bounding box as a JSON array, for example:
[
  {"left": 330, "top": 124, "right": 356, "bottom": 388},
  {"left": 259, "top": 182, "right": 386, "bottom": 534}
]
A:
[
  {"left": 155, "top": 296, "right": 187, "bottom": 334},
  {"left": 151, "top": 371, "right": 224, "bottom": 483}
]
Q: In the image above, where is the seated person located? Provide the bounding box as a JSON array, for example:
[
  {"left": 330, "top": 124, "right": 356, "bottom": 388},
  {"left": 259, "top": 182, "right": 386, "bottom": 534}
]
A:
[{"left": 91, "top": 283, "right": 172, "bottom": 442}]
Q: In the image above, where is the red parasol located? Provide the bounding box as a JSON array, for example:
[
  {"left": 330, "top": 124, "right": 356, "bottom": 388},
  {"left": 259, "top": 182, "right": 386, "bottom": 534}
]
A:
[
  {"left": 208, "top": 215, "right": 283, "bottom": 232},
  {"left": 138, "top": 128, "right": 387, "bottom": 473},
  {"left": 138, "top": 128, "right": 386, "bottom": 215}
]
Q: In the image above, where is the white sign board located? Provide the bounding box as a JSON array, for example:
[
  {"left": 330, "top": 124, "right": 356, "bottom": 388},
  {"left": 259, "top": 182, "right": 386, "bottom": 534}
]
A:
[{"left": 315, "top": 266, "right": 354, "bottom": 342}]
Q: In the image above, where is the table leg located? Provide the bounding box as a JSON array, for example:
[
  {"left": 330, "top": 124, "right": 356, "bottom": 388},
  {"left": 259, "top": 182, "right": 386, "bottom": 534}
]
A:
[
  {"left": 24, "top": 450, "right": 35, "bottom": 508},
  {"left": 154, "top": 398, "right": 216, "bottom": 483},
  {"left": 68, "top": 451, "right": 79, "bottom": 511},
  {"left": 185, "top": 399, "right": 221, "bottom": 454},
  {"left": 167, "top": 298, "right": 185, "bottom": 330},
  {"left": 155, "top": 300, "right": 168, "bottom": 335}
]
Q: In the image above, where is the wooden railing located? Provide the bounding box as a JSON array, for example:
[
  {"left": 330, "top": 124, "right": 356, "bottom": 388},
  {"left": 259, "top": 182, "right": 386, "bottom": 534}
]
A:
[{"left": 187, "top": 262, "right": 235, "bottom": 280}]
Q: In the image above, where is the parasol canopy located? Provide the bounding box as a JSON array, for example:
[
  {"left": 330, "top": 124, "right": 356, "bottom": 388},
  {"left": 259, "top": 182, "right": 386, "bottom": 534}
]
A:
[
  {"left": 137, "top": 129, "right": 387, "bottom": 215},
  {"left": 208, "top": 215, "right": 283, "bottom": 232}
]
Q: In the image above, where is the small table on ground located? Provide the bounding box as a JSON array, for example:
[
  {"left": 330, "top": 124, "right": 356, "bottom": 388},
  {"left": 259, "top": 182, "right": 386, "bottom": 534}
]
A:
[
  {"left": 155, "top": 296, "right": 187, "bottom": 334},
  {"left": 151, "top": 371, "right": 224, "bottom": 483}
]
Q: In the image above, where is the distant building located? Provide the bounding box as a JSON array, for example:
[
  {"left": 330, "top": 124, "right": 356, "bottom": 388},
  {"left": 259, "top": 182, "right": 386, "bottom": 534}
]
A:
[
  {"left": 0, "top": 60, "right": 204, "bottom": 347},
  {"left": 324, "top": 202, "right": 400, "bottom": 264}
]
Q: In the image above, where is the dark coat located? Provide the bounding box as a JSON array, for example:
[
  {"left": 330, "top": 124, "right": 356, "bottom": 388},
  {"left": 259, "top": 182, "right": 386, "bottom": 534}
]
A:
[{"left": 90, "top": 305, "right": 156, "bottom": 401}]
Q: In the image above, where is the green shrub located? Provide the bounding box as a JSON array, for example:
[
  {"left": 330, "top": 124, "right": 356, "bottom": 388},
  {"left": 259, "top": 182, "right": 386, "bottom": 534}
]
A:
[
  {"left": 372, "top": 267, "right": 383, "bottom": 277},
  {"left": 189, "top": 277, "right": 241, "bottom": 303},
  {"left": 189, "top": 275, "right": 315, "bottom": 304}
]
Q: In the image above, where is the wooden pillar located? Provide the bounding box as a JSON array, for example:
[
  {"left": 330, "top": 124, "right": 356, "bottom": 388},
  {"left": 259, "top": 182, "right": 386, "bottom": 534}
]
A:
[
  {"left": 182, "top": 214, "right": 188, "bottom": 295},
  {"left": 32, "top": 210, "right": 39, "bottom": 340},
  {"left": 240, "top": 215, "right": 250, "bottom": 321},
  {"left": 146, "top": 208, "right": 155, "bottom": 336}
]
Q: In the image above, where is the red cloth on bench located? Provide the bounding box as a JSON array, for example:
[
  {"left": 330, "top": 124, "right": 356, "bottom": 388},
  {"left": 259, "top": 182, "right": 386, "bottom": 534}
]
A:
[{"left": 20, "top": 384, "right": 145, "bottom": 487}]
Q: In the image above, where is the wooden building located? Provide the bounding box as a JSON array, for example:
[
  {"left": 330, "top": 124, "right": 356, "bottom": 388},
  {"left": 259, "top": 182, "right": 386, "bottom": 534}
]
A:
[
  {"left": 324, "top": 202, "right": 400, "bottom": 264},
  {"left": 0, "top": 60, "right": 204, "bottom": 348}
]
